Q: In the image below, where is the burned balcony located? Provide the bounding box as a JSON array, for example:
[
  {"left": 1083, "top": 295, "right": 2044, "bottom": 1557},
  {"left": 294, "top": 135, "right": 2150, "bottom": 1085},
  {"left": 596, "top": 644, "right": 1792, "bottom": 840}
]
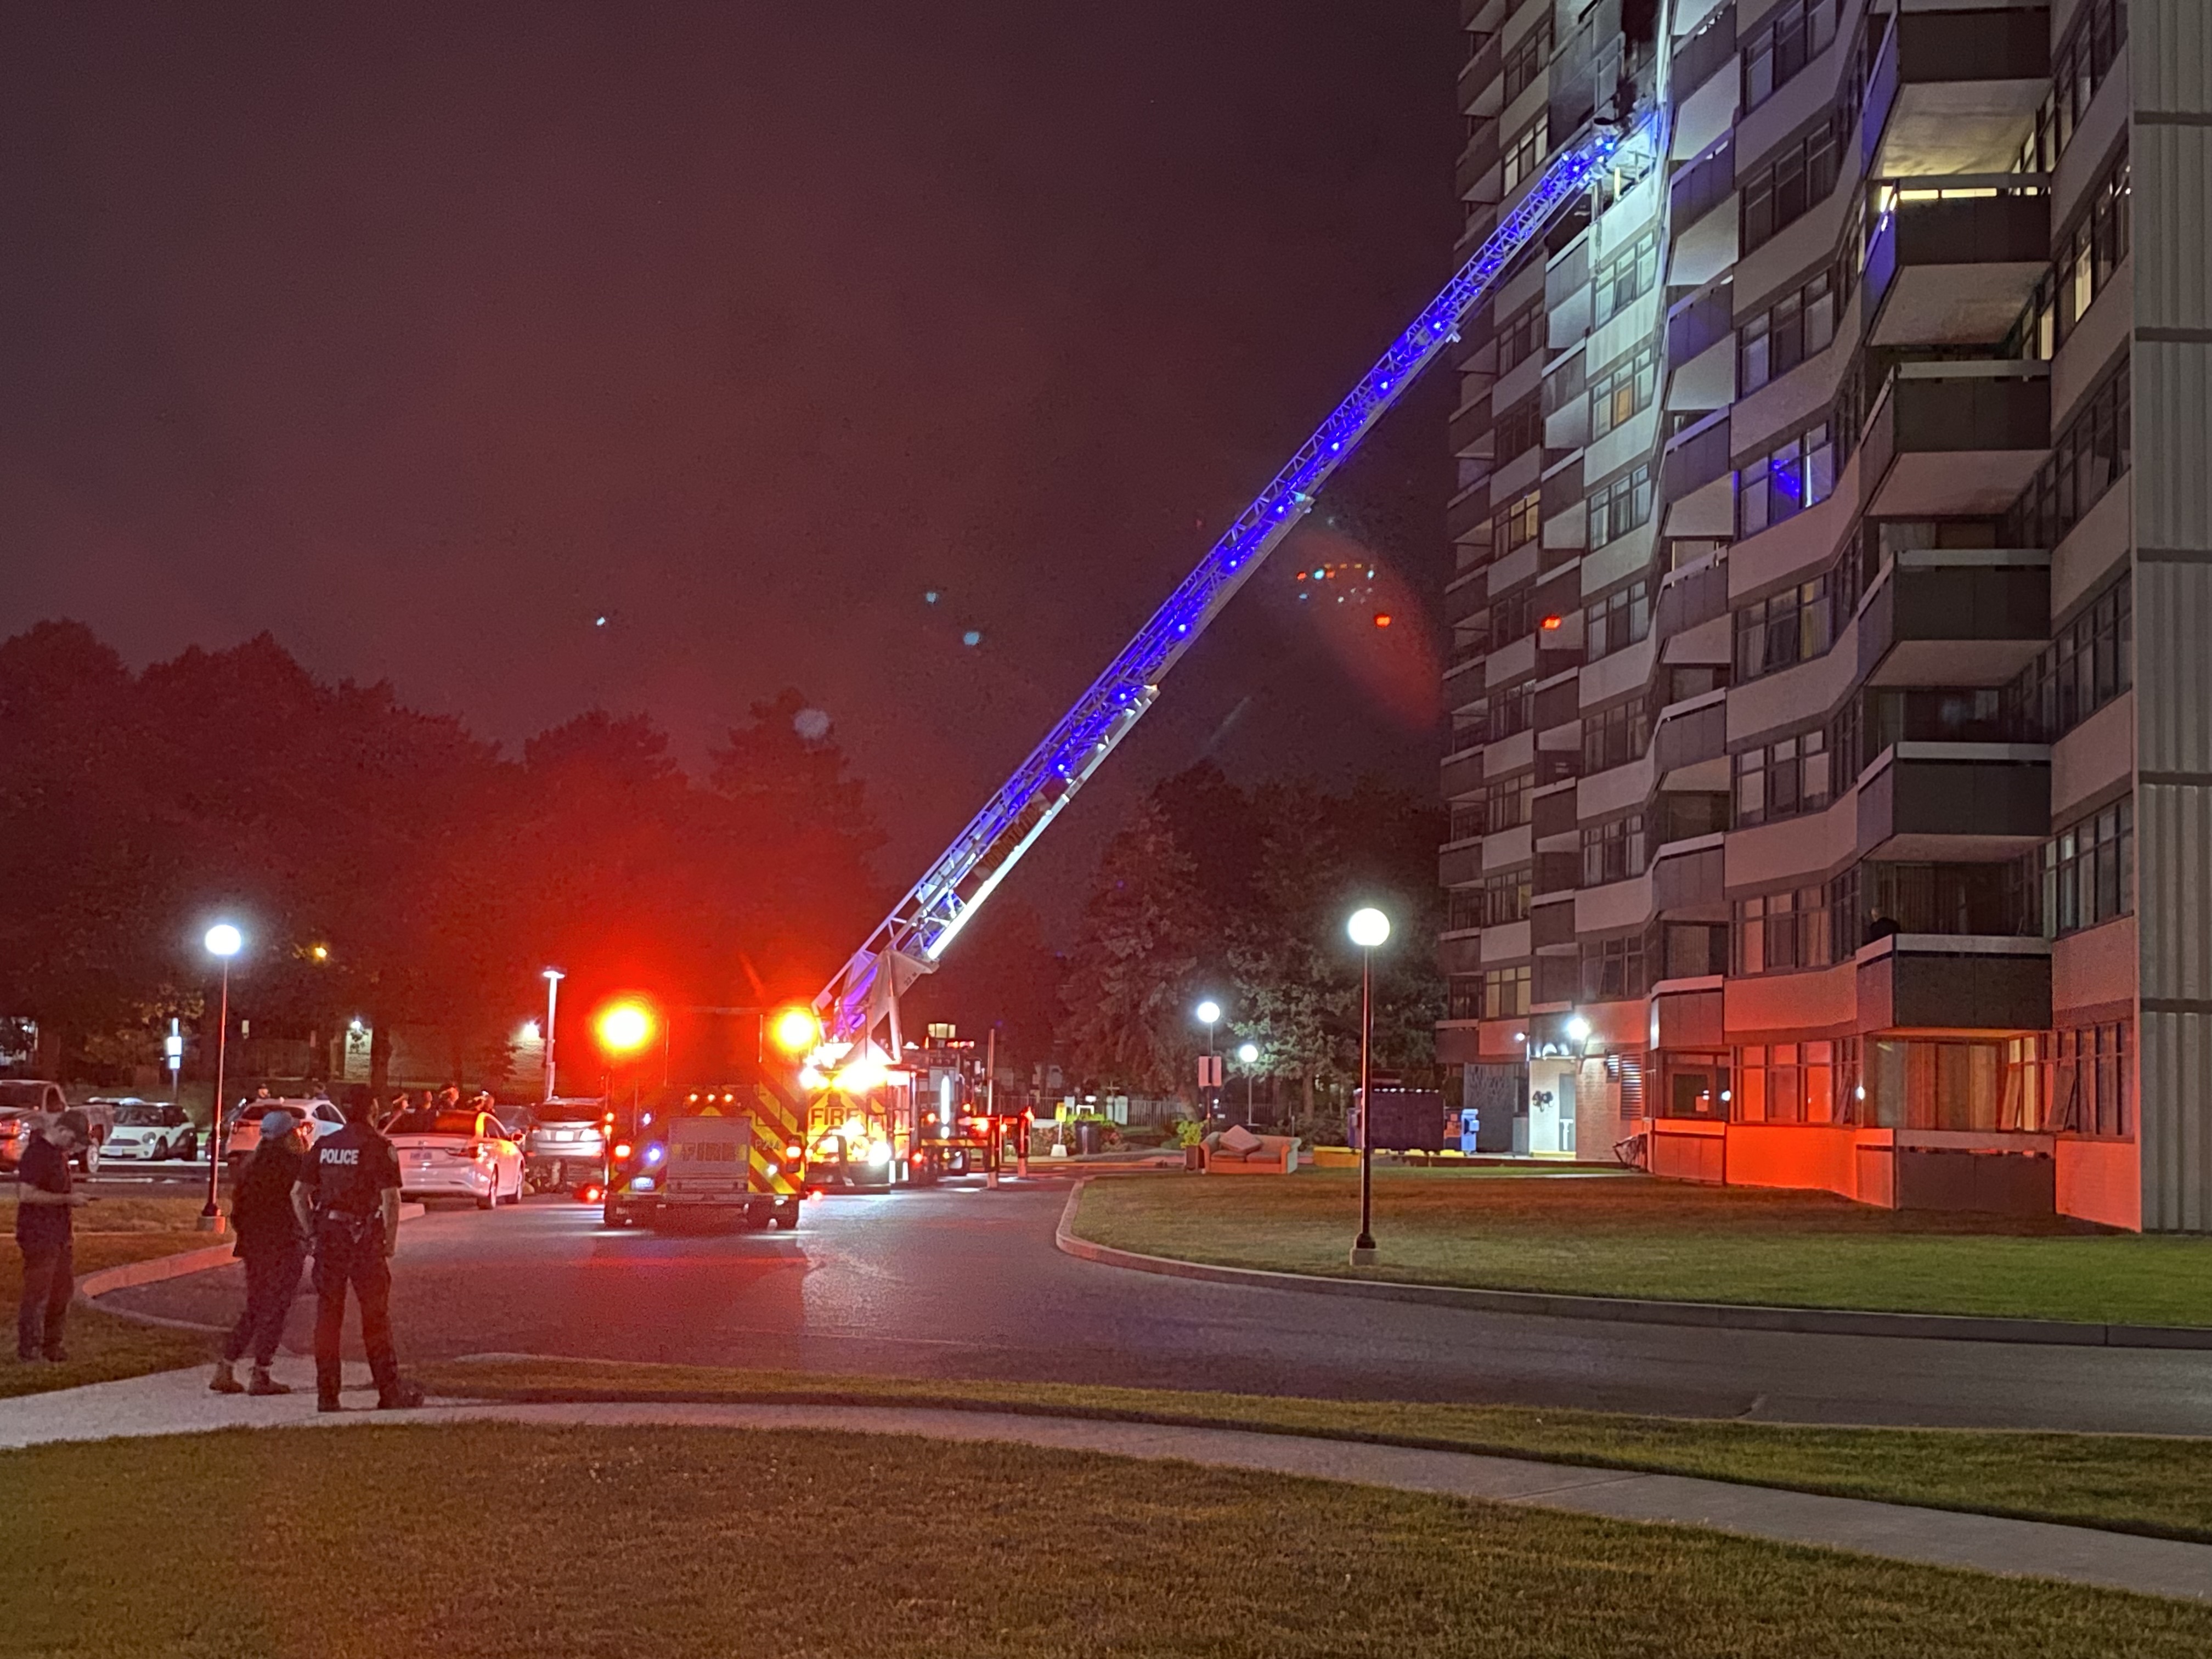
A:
[{"left": 1863, "top": 6, "right": 2050, "bottom": 178}]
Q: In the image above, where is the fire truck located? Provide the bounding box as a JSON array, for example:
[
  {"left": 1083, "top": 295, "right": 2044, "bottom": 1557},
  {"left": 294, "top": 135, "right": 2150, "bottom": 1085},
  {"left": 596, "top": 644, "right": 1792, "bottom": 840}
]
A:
[
  {"left": 597, "top": 1008, "right": 810, "bottom": 1230},
  {"left": 800, "top": 1024, "right": 1029, "bottom": 1190}
]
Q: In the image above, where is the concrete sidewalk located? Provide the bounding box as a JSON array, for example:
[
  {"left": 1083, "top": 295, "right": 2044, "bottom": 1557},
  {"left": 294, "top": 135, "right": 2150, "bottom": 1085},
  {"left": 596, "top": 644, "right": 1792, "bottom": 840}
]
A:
[{"left": 3, "top": 1364, "right": 2208, "bottom": 1604}]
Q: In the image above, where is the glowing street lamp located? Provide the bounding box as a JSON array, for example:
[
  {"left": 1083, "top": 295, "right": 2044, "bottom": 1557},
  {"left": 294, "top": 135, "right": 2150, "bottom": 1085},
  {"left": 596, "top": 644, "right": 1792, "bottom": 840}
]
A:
[
  {"left": 1194, "top": 998, "right": 1223, "bottom": 1123},
  {"left": 1345, "top": 906, "right": 1390, "bottom": 1266},
  {"left": 1236, "top": 1041, "right": 1260, "bottom": 1120},
  {"left": 200, "top": 923, "right": 244, "bottom": 1230}
]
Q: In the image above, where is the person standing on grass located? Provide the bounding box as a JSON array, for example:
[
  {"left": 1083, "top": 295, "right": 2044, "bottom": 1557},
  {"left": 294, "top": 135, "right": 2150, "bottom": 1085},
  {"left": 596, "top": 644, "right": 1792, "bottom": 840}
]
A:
[
  {"left": 210, "top": 1109, "right": 309, "bottom": 1397},
  {"left": 14, "top": 1109, "right": 91, "bottom": 1364},
  {"left": 292, "top": 1108, "right": 423, "bottom": 1412}
]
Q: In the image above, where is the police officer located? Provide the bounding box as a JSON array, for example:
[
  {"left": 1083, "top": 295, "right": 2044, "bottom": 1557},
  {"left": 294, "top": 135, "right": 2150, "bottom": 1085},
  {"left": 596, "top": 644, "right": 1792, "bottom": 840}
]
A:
[{"left": 291, "top": 1107, "right": 423, "bottom": 1411}]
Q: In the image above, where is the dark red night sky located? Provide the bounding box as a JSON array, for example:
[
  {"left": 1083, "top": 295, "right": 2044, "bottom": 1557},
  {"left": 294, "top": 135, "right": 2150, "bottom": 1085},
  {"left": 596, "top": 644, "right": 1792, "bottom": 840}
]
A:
[{"left": 2, "top": 3, "right": 1458, "bottom": 920}]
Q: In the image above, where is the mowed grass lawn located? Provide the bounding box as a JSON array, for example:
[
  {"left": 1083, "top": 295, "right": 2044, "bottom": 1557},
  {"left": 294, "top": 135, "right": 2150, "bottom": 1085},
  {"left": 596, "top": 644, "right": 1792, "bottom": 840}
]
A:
[
  {"left": 10, "top": 1424, "right": 2212, "bottom": 1659},
  {"left": 419, "top": 1356, "right": 2212, "bottom": 1544},
  {"left": 1, "top": 1197, "right": 212, "bottom": 1397},
  {"left": 1073, "top": 1170, "right": 2212, "bottom": 1326}
]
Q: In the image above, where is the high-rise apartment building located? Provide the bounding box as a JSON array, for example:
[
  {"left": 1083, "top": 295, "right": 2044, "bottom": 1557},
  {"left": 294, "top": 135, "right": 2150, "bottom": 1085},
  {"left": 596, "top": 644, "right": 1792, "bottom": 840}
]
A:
[{"left": 1436, "top": 0, "right": 2210, "bottom": 1229}]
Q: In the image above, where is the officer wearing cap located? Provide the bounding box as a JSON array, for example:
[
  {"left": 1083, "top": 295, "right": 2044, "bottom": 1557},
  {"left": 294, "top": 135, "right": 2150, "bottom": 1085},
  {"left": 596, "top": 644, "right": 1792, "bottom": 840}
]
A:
[{"left": 291, "top": 1106, "right": 422, "bottom": 1411}]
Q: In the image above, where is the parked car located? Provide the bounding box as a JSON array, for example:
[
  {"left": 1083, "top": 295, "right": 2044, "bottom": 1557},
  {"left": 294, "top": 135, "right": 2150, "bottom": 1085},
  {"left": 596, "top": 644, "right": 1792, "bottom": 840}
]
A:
[
  {"left": 0, "top": 1081, "right": 105, "bottom": 1173},
  {"left": 100, "top": 1100, "right": 198, "bottom": 1161},
  {"left": 223, "top": 1097, "right": 347, "bottom": 1176},
  {"left": 522, "top": 1096, "right": 608, "bottom": 1192},
  {"left": 385, "top": 1108, "right": 525, "bottom": 1209}
]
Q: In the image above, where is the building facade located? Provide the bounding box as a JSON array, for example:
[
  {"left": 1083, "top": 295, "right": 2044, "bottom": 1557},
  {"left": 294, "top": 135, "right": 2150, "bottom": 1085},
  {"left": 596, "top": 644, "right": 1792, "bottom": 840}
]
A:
[{"left": 1436, "top": 0, "right": 2211, "bottom": 1229}]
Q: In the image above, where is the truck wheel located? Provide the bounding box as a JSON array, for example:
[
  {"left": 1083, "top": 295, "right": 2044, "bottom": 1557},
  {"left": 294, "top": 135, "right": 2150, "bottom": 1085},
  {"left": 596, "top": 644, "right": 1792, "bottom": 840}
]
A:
[{"left": 602, "top": 1198, "right": 625, "bottom": 1228}]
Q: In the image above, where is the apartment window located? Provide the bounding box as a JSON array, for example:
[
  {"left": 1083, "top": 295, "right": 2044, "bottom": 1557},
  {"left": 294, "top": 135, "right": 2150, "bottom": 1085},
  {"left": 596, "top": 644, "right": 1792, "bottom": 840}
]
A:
[
  {"left": 1580, "top": 933, "right": 1648, "bottom": 1003},
  {"left": 1733, "top": 572, "right": 1835, "bottom": 681},
  {"left": 2036, "top": 797, "right": 2134, "bottom": 938},
  {"left": 1861, "top": 1037, "right": 2058, "bottom": 1132},
  {"left": 1741, "top": 110, "right": 1847, "bottom": 254},
  {"left": 1739, "top": 266, "right": 1841, "bottom": 393},
  {"left": 1584, "top": 579, "right": 1651, "bottom": 661},
  {"left": 1734, "top": 885, "right": 1833, "bottom": 975},
  {"left": 1736, "top": 1040, "right": 1841, "bottom": 1124},
  {"left": 1743, "top": 0, "right": 1839, "bottom": 111},
  {"left": 1590, "top": 343, "right": 1658, "bottom": 441},
  {"left": 1502, "top": 17, "right": 1554, "bottom": 104},
  {"left": 1733, "top": 729, "right": 1831, "bottom": 827},
  {"left": 1493, "top": 488, "right": 1542, "bottom": 556},
  {"left": 1849, "top": 861, "right": 2034, "bottom": 946},
  {"left": 1481, "top": 867, "right": 1532, "bottom": 928},
  {"left": 2005, "top": 360, "right": 2130, "bottom": 550},
  {"left": 1448, "top": 803, "right": 1486, "bottom": 844},
  {"left": 1497, "top": 300, "right": 1546, "bottom": 376},
  {"left": 1589, "top": 465, "right": 1654, "bottom": 548},
  {"left": 1580, "top": 814, "right": 1648, "bottom": 887},
  {"left": 2019, "top": 0, "right": 2130, "bottom": 172},
  {"left": 1489, "top": 586, "right": 1533, "bottom": 646},
  {"left": 1592, "top": 231, "right": 1660, "bottom": 325},
  {"left": 1581, "top": 697, "right": 1650, "bottom": 775},
  {"left": 1737, "top": 419, "right": 1838, "bottom": 538},
  {"left": 2016, "top": 154, "right": 2130, "bottom": 360},
  {"left": 1502, "top": 116, "right": 1549, "bottom": 195},
  {"left": 1486, "top": 679, "right": 1536, "bottom": 742},
  {"left": 1494, "top": 395, "right": 1544, "bottom": 463},
  {"left": 2052, "top": 1020, "right": 2130, "bottom": 1137},
  {"left": 1447, "top": 889, "right": 1485, "bottom": 933},
  {"left": 2006, "top": 573, "right": 2131, "bottom": 740},
  {"left": 1484, "top": 771, "right": 1533, "bottom": 833},
  {"left": 1482, "top": 964, "right": 1532, "bottom": 1020}
]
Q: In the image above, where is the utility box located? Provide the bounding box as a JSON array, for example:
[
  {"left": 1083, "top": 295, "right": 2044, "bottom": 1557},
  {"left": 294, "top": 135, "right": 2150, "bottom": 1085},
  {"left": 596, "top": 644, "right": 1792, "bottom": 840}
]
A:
[{"left": 1363, "top": 1088, "right": 1446, "bottom": 1153}]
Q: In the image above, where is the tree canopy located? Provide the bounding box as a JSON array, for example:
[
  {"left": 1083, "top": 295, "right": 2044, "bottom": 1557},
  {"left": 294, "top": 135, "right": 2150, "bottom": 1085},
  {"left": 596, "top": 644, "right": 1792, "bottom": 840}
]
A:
[{"left": 0, "top": 622, "right": 885, "bottom": 1086}]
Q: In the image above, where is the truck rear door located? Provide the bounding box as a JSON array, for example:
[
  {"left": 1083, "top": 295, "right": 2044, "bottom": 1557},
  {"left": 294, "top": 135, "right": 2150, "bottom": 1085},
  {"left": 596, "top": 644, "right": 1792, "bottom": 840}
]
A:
[{"left": 662, "top": 1115, "right": 753, "bottom": 1204}]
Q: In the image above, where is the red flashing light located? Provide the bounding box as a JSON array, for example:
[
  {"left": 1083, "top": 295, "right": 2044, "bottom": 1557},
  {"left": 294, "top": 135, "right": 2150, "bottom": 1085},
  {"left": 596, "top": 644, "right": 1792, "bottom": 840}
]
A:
[
  {"left": 1541, "top": 614, "right": 1563, "bottom": 630},
  {"left": 1373, "top": 612, "right": 1392, "bottom": 628}
]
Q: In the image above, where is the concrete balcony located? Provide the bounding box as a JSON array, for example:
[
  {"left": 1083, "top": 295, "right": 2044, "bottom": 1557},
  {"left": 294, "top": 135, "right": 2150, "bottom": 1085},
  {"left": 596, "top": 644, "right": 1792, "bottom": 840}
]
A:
[
  {"left": 1436, "top": 930, "right": 1486, "bottom": 977},
  {"left": 1863, "top": 6, "right": 2049, "bottom": 179},
  {"left": 1856, "top": 744, "right": 2049, "bottom": 860},
  {"left": 1438, "top": 839, "right": 1486, "bottom": 888},
  {"left": 1441, "top": 745, "right": 1487, "bottom": 800},
  {"left": 1855, "top": 934, "right": 2051, "bottom": 1030},
  {"left": 1860, "top": 364, "right": 2050, "bottom": 518},
  {"left": 1857, "top": 552, "right": 2050, "bottom": 687},
  {"left": 1863, "top": 184, "right": 2049, "bottom": 348}
]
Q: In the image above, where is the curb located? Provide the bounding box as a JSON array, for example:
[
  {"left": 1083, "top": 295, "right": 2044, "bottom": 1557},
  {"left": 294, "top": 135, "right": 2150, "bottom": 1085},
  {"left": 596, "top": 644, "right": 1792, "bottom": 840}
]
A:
[
  {"left": 76, "top": 1203, "right": 431, "bottom": 1334},
  {"left": 1052, "top": 1182, "right": 2212, "bottom": 1350}
]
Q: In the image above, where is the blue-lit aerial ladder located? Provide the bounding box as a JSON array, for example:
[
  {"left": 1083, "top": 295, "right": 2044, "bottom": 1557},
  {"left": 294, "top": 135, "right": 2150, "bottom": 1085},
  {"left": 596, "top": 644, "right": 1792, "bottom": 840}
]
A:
[{"left": 819, "top": 111, "right": 1661, "bottom": 1048}]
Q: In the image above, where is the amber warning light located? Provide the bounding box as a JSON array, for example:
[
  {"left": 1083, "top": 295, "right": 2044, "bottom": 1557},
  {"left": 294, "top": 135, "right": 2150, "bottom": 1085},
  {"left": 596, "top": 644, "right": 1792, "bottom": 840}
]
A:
[{"left": 770, "top": 1006, "right": 821, "bottom": 1057}]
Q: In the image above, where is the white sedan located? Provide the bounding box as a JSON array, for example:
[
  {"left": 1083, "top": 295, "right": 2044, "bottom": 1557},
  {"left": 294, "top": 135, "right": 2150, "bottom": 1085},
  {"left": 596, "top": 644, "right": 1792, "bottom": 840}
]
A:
[{"left": 385, "top": 1108, "right": 524, "bottom": 1210}]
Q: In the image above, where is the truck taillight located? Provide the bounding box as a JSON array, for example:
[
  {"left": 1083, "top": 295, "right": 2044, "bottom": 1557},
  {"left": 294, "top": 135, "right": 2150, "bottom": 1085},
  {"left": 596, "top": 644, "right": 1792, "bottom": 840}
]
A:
[
  {"left": 612, "top": 1142, "right": 633, "bottom": 1160},
  {"left": 784, "top": 1142, "right": 803, "bottom": 1160}
]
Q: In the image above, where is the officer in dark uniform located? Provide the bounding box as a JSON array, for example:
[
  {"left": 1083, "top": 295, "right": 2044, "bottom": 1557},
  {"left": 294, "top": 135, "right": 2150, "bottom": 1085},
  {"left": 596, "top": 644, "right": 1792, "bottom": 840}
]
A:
[{"left": 292, "top": 1108, "right": 424, "bottom": 1412}]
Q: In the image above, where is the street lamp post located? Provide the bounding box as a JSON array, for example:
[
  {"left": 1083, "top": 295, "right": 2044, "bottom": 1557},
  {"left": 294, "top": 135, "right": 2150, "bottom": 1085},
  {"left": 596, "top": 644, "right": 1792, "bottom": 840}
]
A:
[
  {"left": 1194, "top": 999, "right": 1222, "bottom": 1124},
  {"left": 1237, "top": 1041, "right": 1259, "bottom": 1121},
  {"left": 1345, "top": 907, "right": 1390, "bottom": 1266},
  {"left": 200, "top": 924, "right": 243, "bottom": 1232},
  {"left": 541, "top": 968, "right": 565, "bottom": 1103}
]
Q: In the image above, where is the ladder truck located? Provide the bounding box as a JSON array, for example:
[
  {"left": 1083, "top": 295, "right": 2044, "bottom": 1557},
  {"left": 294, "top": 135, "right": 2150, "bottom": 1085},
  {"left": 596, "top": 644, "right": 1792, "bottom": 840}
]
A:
[{"left": 788, "top": 111, "right": 1662, "bottom": 1158}]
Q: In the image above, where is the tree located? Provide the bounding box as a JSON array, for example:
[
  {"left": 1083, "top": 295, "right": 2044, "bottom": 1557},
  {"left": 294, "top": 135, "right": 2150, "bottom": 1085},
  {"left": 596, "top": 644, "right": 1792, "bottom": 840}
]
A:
[{"left": 1058, "top": 798, "right": 1206, "bottom": 1096}]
